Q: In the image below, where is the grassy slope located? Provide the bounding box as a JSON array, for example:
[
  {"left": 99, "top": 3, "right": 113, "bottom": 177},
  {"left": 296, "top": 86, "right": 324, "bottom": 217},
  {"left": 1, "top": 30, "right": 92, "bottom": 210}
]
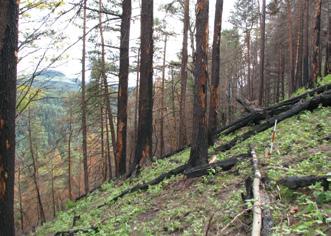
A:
[{"left": 37, "top": 84, "right": 331, "bottom": 236}]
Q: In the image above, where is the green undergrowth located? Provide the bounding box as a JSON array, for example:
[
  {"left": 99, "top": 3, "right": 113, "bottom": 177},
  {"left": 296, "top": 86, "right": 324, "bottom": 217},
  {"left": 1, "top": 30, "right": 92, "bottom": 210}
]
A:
[{"left": 36, "top": 105, "right": 331, "bottom": 235}]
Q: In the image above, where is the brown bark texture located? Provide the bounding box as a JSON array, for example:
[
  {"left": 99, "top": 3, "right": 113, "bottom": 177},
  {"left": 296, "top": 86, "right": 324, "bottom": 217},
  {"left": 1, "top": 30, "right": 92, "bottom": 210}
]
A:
[
  {"left": 259, "top": 0, "right": 266, "bottom": 105},
  {"left": 81, "top": 0, "right": 89, "bottom": 194},
  {"left": 0, "top": 1, "right": 18, "bottom": 234},
  {"left": 116, "top": 0, "right": 131, "bottom": 176},
  {"left": 311, "top": 0, "right": 322, "bottom": 86},
  {"left": 208, "top": 0, "right": 223, "bottom": 145},
  {"left": 178, "top": 0, "right": 189, "bottom": 148},
  {"left": 188, "top": 0, "right": 209, "bottom": 168},
  {"left": 131, "top": 0, "right": 154, "bottom": 175}
]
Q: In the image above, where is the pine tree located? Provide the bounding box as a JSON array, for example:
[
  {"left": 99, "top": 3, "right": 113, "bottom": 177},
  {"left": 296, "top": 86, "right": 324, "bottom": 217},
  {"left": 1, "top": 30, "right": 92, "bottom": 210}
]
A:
[
  {"left": 0, "top": 1, "right": 19, "bottom": 234},
  {"left": 187, "top": 0, "right": 209, "bottom": 168}
]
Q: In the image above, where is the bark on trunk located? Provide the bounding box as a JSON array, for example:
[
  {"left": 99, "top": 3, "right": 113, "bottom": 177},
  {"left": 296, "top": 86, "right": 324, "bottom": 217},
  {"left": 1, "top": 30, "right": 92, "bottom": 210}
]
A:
[
  {"left": 179, "top": 0, "right": 189, "bottom": 148},
  {"left": 0, "top": 0, "right": 18, "bottom": 234},
  {"left": 251, "top": 149, "right": 262, "bottom": 236},
  {"left": 188, "top": 0, "right": 209, "bottom": 168},
  {"left": 160, "top": 35, "right": 167, "bottom": 157},
  {"left": 208, "top": 0, "right": 223, "bottom": 145},
  {"left": 259, "top": 0, "right": 266, "bottom": 106},
  {"left": 68, "top": 109, "right": 73, "bottom": 200},
  {"left": 98, "top": 0, "right": 117, "bottom": 168},
  {"left": 116, "top": 0, "right": 131, "bottom": 176},
  {"left": 81, "top": 0, "right": 89, "bottom": 194},
  {"left": 294, "top": 0, "right": 304, "bottom": 89},
  {"left": 18, "top": 166, "right": 24, "bottom": 232},
  {"left": 326, "top": 0, "right": 331, "bottom": 74},
  {"left": 134, "top": 51, "right": 140, "bottom": 144},
  {"left": 303, "top": 0, "right": 310, "bottom": 87},
  {"left": 131, "top": 0, "right": 154, "bottom": 175},
  {"left": 286, "top": 0, "right": 295, "bottom": 95},
  {"left": 28, "top": 110, "right": 46, "bottom": 225},
  {"left": 311, "top": 0, "right": 322, "bottom": 87}
]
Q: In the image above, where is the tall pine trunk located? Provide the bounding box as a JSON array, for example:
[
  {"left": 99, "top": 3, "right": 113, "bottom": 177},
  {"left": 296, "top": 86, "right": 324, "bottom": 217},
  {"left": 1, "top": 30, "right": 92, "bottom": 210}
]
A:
[
  {"left": 208, "top": 0, "right": 223, "bottom": 145},
  {"left": 18, "top": 165, "right": 24, "bottom": 232},
  {"left": 294, "top": 0, "right": 304, "bottom": 89},
  {"left": 303, "top": 0, "right": 310, "bottom": 87},
  {"left": 259, "top": 0, "right": 266, "bottom": 105},
  {"left": 178, "top": 0, "right": 189, "bottom": 148},
  {"left": 131, "top": 0, "right": 154, "bottom": 175},
  {"left": 81, "top": 0, "right": 89, "bottom": 194},
  {"left": 325, "top": 0, "right": 331, "bottom": 74},
  {"left": 286, "top": 0, "right": 295, "bottom": 95},
  {"left": 28, "top": 110, "right": 46, "bottom": 225},
  {"left": 116, "top": 0, "right": 131, "bottom": 176},
  {"left": 67, "top": 111, "right": 73, "bottom": 200},
  {"left": 160, "top": 35, "right": 167, "bottom": 157},
  {"left": 188, "top": 0, "right": 209, "bottom": 168},
  {"left": 98, "top": 0, "right": 117, "bottom": 170},
  {"left": 311, "top": 0, "right": 322, "bottom": 87},
  {"left": 0, "top": 1, "right": 18, "bottom": 234}
]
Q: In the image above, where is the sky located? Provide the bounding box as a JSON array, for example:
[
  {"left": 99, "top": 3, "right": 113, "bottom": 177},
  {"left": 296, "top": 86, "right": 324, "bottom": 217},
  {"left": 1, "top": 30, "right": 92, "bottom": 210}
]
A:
[{"left": 18, "top": 0, "right": 235, "bottom": 87}]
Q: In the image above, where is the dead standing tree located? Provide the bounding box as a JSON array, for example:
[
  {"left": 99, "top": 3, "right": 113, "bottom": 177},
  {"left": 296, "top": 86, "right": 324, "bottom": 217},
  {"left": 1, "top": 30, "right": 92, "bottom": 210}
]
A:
[
  {"left": 187, "top": 0, "right": 209, "bottom": 168},
  {"left": 131, "top": 0, "right": 154, "bottom": 176},
  {"left": 178, "top": 0, "right": 189, "bottom": 148},
  {"left": 208, "top": 0, "right": 223, "bottom": 145},
  {"left": 116, "top": 0, "right": 131, "bottom": 176}
]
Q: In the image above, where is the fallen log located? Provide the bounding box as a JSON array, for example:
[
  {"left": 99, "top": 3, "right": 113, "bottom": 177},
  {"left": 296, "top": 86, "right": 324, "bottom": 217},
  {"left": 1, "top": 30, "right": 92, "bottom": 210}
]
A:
[
  {"left": 265, "top": 83, "right": 331, "bottom": 112},
  {"left": 160, "top": 145, "right": 189, "bottom": 159},
  {"left": 218, "top": 105, "right": 290, "bottom": 135},
  {"left": 236, "top": 96, "right": 262, "bottom": 113},
  {"left": 215, "top": 84, "right": 331, "bottom": 137},
  {"left": 251, "top": 148, "right": 262, "bottom": 236},
  {"left": 260, "top": 185, "right": 273, "bottom": 236},
  {"left": 184, "top": 153, "right": 251, "bottom": 178},
  {"left": 215, "top": 91, "right": 331, "bottom": 152},
  {"left": 277, "top": 176, "right": 329, "bottom": 191},
  {"left": 54, "top": 226, "right": 98, "bottom": 236},
  {"left": 97, "top": 164, "right": 188, "bottom": 208}
]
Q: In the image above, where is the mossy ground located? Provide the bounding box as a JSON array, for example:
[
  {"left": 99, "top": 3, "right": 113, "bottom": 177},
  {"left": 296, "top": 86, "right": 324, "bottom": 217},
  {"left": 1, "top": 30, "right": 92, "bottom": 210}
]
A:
[{"left": 36, "top": 83, "right": 331, "bottom": 235}]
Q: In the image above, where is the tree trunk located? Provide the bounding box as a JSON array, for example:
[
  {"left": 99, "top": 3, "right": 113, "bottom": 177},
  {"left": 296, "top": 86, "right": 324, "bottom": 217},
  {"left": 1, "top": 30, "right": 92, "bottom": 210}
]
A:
[
  {"left": 326, "top": 0, "right": 331, "bottom": 74},
  {"left": 259, "top": 0, "right": 266, "bottom": 106},
  {"left": 171, "top": 68, "right": 178, "bottom": 150},
  {"left": 98, "top": 0, "right": 117, "bottom": 166},
  {"left": 81, "top": 0, "right": 89, "bottom": 194},
  {"left": 134, "top": 51, "right": 140, "bottom": 144},
  {"left": 131, "top": 0, "right": 154, "bottom": 175},
  {"left": 188, "top": 0, "right": 209, "bottom": 168},
  {"left": 105, "top": 112, "right": 112, "bottom": 179},
  {"left": 18, "top": 165, "right": 24, "bottom": 232},
  {"left": 68, "top": 113, "right": 73, "bottom": 200},
  {"left": 311, "top": 0, "right": 322, "bottom": 87},
  {"left": 0, "top": 0, "right": 18, "bottom": 234},
  {"left": 51, "top": 159, "right": 56, "bottom": 218},
  {"left": 303, "top": 0, "right": 310, "bottom": 87},
  {"left": 100, "top": 105, "right": 107, "bottom": 182},
  {"left": 116, "top": 0, "right": 131, "bottom": 176},
  {"left": 286, "top": 0, "right": 295, "bottom": 95},
  {"left": 246, "top": 31, "right": 252, "bottom": 99},
  {"left": 294, "top": 0, "right": 304, "bottom": 89},
  {"left": 178, "top": 0, "right": 189, "bottom": 148},
  {"left": 160, "top": 35, "right": 167, "bottom": 157},
  {"left": 208, "top": 0, "right": 223, "bottom": 145},
  {"left": 28, "top": 110, "right": 46, "bottom": 225}
]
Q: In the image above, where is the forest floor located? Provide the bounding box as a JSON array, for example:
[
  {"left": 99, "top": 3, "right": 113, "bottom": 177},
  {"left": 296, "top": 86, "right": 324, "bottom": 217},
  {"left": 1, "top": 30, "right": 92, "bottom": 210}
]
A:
[{"left": 36, "top": 81, "right": 331, "bottom": 236}]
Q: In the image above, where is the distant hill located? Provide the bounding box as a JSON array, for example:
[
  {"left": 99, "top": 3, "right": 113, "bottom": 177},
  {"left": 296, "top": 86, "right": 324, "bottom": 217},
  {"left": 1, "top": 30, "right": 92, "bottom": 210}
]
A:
[
  {"left": 38, "top": 70, "right": 66, "bottom": 78},
  {"left": 33, "top": 70, "right": 80, "bottom": 92}
]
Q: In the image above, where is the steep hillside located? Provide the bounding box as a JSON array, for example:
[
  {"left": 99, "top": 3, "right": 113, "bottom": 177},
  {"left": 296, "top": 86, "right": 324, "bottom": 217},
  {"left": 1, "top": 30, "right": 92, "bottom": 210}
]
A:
[{"left": 35, "top": 100, "right": 331, "bottom": 235}]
